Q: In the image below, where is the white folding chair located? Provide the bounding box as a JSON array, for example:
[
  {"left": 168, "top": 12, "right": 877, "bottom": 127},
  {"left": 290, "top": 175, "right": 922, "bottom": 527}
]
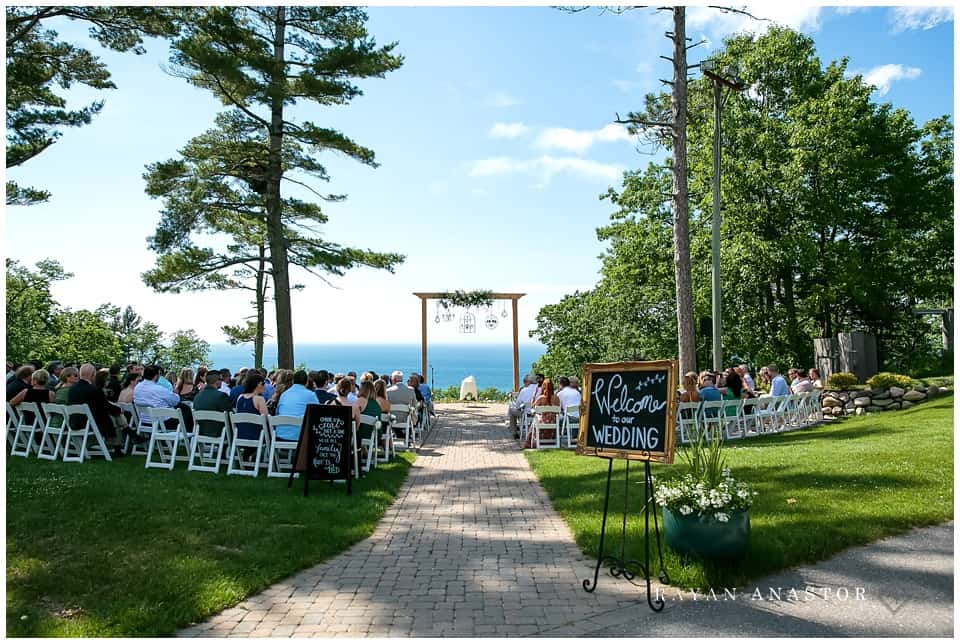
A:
[
  {"left": 530, "top": 405, "right": 562, "bottom": 449},
  {"left": 357, "top": 413, "right": 380, "bottom": 472},
  {"left": 133, "top": 404, "right": 154, "bottom": 455},
  {"left": 266, "top": 414, "right": 301, "bottom": 478},
  {"left": 739, "top": 398, "right": 762, "bottom": 437},
  {"left": 62, "top": 404, "right": 113, "bottom": 462},
  {"left": 722, "top": 399, "right": 744, "bottom": 440},
  {"left": 144, "top": 407, "right": 186, "bottom": 470},
  {"left": 805, "top": 391, "right": 823, "bottom": 424},
  {"left": 188, "top": 410, "right": 230, "bottom": 473},
  {"left": 37, "top": 403, "right": 67, "bottom": 460},
  {"left": 10, "top": 401, "right": 43, "bottom": 457},
  {"left": 771, "top": 395, "right": 793, "bottom": 431},
  {"left": 698, "top": 400, "right": 726, "bottom": 441},
  {"left": 559, "top": 407, "right": 579, "bottom": 448},
  {"left": 6, "top": 402, "right": 20, "bottom": 448},
  {"left": 755, "top": 396, "right": 778, "bottom": 434},
  {"left": 390, "top": 404, "right": 413, "bottom": 451},
  {"left": 226, "top": 412, "right": 267, "bottom": 477},
  {"left": 675, "top": 401, "right": 702, "bottom": 444},
  {"left": 518, "top": 402, "right": 532, "bottom": 442},
  {"left": 114, "top": 401, "right": 138, "bottom": 452}
]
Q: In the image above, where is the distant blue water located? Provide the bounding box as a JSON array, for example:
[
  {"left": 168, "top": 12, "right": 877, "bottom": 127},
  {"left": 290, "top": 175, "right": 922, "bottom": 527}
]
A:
[{"left": 207, "top": 343, "right": 545, "bottom": 391}]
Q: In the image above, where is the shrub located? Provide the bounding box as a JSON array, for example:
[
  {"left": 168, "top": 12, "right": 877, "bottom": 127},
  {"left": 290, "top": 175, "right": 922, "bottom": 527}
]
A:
[
  {"left": 826, "top": 371, "right": 858, "bottom": 389},
  {"left": 866, "top": 372, "right": 915, "bottom": 390}
]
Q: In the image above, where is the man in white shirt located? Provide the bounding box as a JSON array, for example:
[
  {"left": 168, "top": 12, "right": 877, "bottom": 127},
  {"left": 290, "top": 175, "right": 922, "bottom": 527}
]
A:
[
  {"left": 556, "top": 376, "right": 582, "bottom": 412},
  {"left": 509, "top": 374, "right": 538, "bottom": 439},
  {"left": 134, "top": 365, "right": 180, "bottom": 409}
]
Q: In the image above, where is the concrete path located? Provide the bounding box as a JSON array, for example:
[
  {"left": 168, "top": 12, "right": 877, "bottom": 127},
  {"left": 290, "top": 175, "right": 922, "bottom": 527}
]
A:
[{"left": 180, "top": 403, "right": 953, "bottom": 638}]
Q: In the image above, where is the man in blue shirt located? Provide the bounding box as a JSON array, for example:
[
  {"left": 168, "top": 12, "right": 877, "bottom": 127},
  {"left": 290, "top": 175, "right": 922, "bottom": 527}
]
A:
[
  {"left": 274, "top": 370, "right": 318, "bottom": 441},
  {"left": 698, "top": 372, "right": 723, "bottom": 418},
  {"left": 769, "top": 365, "right": 791, "bottom": 397}
]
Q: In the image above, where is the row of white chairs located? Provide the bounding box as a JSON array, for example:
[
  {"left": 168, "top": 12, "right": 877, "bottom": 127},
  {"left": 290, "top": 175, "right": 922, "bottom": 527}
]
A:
[
  {"left": 676, "top": 391, "right": 822, "bottom": 443},
  {"left": 518, "top": 403, "right": 580, "bottom": 450},
  {"left": 7, "top": 401, "right": 113, "bottom": 462}
]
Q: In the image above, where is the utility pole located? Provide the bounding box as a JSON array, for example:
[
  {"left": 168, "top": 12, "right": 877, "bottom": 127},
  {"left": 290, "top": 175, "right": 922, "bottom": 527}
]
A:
[{"left": 701, "top": 59, "right": 745, "bottom": 372}]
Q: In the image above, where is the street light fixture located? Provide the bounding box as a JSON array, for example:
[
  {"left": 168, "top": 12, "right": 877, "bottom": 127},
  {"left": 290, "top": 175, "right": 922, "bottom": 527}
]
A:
[{"left": 701, "top": 58, "right": 745, "bottom": 372}]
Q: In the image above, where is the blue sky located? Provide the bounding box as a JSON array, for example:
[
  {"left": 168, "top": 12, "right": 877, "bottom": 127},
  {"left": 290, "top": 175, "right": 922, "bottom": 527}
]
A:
[{"left": 5, "top": 4, "right": 954, "bottom": 349}]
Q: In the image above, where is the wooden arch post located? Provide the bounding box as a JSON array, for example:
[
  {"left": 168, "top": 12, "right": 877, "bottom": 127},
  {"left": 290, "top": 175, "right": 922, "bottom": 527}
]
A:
[{"left": 413, "top": 293, "right": 526, "bottom": 392}]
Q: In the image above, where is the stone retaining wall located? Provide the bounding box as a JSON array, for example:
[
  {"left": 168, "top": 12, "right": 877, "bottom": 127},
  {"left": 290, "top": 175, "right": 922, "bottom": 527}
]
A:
[{"left": 820, "top": 384, "right": 950, "bottom": 420}]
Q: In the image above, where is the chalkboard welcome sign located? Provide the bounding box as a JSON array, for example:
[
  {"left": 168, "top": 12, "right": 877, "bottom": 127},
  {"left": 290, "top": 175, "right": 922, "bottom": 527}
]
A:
[
  {"left": 576, "top": 360, "right": 678, "bottom": 464},
  {"left": 289, "top": 404, "right": 354, "bottom": 496}
]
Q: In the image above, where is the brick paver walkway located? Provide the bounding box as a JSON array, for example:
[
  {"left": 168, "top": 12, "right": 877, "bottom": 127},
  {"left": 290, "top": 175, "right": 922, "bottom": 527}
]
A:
[{"left": 179, "top": 404, "right": 653, "bottom": 637}]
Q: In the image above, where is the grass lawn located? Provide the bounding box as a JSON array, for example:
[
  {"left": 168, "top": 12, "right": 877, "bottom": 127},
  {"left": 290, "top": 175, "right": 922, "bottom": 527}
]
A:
[
  {"left": 6, "top": 451, "right": 415, "bottom": 636},
  {"left": 527, "top": 394, "right": 954, "bottom": 590}
]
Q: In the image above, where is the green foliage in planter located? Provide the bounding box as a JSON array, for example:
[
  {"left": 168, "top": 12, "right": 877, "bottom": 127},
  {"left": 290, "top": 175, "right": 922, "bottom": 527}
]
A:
[
  {"left": 826, "top": 371, "right": 858, "bottom": 389},
  {"left": 866, "top": 372, "right": 915, "bottom": 390}
]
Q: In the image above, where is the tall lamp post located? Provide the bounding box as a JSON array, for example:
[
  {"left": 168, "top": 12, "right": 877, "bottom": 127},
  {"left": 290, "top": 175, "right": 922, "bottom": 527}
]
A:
[{"left": 701, "top": 59, "right": 745, "bottom": 372}]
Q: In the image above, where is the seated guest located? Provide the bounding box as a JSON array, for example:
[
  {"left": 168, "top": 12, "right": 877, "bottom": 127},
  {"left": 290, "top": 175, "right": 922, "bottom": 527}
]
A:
[
  {"left": 314, "top": 370, "right": 337, "bottom": 404},
  {"left": 95, "top": 367, "right": 118, "bottom": 402},
  {"left": 9, "top": 369, "right": 55, "bottom": 431},
  {"left": 229, "top": 370, "right": 247, "bottom": 406},
  {"left": 414, "top": 373, "right": 435, "bottom": 417},
  {"left": 679, "top": 371, "right": 700, "bottom": 403},
  {"left": 158, "top": 371, "right": 175, "bottom": 391},
  {"left": 787, "top": 368, "right": 800, "bottom": 388},
  {"left": 175, "top": 368, "right": 197, "bottom": 401},
  {"left": 268, "top": 369, "right": 294, "bottom": 415},
  {"left": 737, "top": 364, "right": 756, "bottom": 394},
  {"left": 117, "top": 372, "right": 140, "bottom": 404},
  {"left": 792, "top": 372, "right": 814, "bottom": 394},
  {"left": 234, "top": 373, "right": 269, "bottom": 448},
  {"left": 698, "top": 372, "right": 722, "bottom": 401},
  {"left": 758, "top": 366, "right": 772, "bottom": 391},
  {"left": 768, "top": 365, "right": 791, "bottom": 397},
  {"left": 68, "top": 363, "right": 126, "bottom": 455},
  {"left": 218, "top": 368, "right": 233, "bottom": 394},
  {"left": 274, "top": 370, "right": 318, "bottom": 441},
  {"left": 194, "top": 366, "right": 209, "bottom": 391},
  {"left": 508, "top": 374, "right": 538, "bottom": 439},
  {"left": 408, "top": 374, "right": 425, "bottom": 405},
  {"left": 809, "top": 368, "right": 823, "bottom": 390},
  {"left": 45, "top": 360, "right": 64, "bottom": 390},
  {"left": 556, "top": 376, "right": 582, "bottom": 412},
  {"left": 374, "top": 379, "right": 392, "bottom": 415},
  {"left": 54, "top": 367, "right": 79, "bottom": 406},
  {"left": 524, "top": 378, "right": 559, "bottom": 448},
  {"left": 354, "top": 380, "right": 381, "bottom": 447},
  {"left": 386, "top": 370, "right": 415, "bottom": 406},
  {"left": 134, "top": 364, "right": 192, "bottom": 429},
  {"left": 192, "top": 370, "right": 233, "bottom": 436},
  {"left": 260, "top": 368, "right": 275, "bottom": 400},
  {"left": 6, "top": 364, "right": 34, "bottom": 402}
]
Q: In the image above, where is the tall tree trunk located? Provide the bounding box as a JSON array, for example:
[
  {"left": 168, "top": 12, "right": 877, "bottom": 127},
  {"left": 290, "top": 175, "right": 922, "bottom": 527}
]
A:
[
  {"left": 266, "top": 6, "right": 294, "bottom": 369},
  {"left": 254, "top": 242, "right": 267, "bottom": 369},
  {"left": 671, "top": 6, "right": 697, "bottom": 373}
]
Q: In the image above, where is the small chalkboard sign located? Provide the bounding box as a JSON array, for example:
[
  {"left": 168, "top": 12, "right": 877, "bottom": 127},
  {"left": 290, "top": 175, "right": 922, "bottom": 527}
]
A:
[
  {"left": 576, "top": 360, "right": 678, "bottom": 463},
  {"left": 288, "top": 404, "right": 353, "bottom": 496}
]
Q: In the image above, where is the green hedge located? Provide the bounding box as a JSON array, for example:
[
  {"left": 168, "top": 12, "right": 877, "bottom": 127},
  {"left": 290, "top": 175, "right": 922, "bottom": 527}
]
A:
[{"left": 867, "top": 372, "right": 915, "bottom": 390}]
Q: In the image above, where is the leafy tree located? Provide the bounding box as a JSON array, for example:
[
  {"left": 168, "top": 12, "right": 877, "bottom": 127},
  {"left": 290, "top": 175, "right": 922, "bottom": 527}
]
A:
[
  {"left": 5, "top": 6, "right": 181, "bottom": 205},
  {"left": 534, "top": 26, "right": 954, "bottom": 376},
  {"left": 6, "top": 258, "right": 72, "bottom": 363},
  {"left": 160, "top": 329, "right": 210, "bottom": 371},
  {"left": 51, "top": 309, "right": 121, "bottom": 366},
  {"left": 166, "top": 6, "right": 405, "bottom": 368},
  {"left": 97, "top": 304, "right": 166, "bottom": 365}
]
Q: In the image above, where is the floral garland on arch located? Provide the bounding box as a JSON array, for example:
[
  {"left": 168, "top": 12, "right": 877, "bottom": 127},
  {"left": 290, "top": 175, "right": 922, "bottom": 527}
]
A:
[{"left": 437, "top": 289, "right": 494, "bottom": 309}]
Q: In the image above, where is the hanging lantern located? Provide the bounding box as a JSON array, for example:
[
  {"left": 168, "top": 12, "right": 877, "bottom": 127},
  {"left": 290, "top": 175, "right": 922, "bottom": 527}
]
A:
[
  {"left": 459, "top": 312, "right": 476, "bottom": 334},
  {"left": 442, "top": 309, "right": 455, "bottom": 322},
  {"left": 485, "top": 313, "right": 499, "bottom": 330},
  {"left": 434, "top": 301, "right": 441, "bottom": 324},
  {"left": 500, "top": 301, "right": 508, "bottom": 318}
]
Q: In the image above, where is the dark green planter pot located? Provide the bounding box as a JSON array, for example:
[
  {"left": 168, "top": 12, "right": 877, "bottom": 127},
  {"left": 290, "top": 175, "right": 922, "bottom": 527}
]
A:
[{"left": 662, "top": 507, "right": 750, "bottom": 560}]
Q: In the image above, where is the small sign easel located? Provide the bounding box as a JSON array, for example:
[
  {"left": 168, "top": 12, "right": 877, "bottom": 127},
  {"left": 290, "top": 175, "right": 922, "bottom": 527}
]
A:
[
  {"left": 288, "top": 404, "right": 354, "bottom": 496},
  {"left": 575, "top": 360, "right": 678, "bottom": 612}
]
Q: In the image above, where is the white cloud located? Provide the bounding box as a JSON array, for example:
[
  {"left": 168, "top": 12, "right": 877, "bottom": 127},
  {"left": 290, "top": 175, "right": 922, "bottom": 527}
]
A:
[
  {"left": 834, "top": 6, "right": 868, "bottom": 16},
  {"left": 488, "top": 122, "right": 529, "bottom": 139},
  {"left": 469, "top": 155, "right": 624, "bottom": 185},
  {"left": 534, "top": 123, "right": 632, "bottom": 154},
  {"left": 890, "top": 6, "right": 953, "bottom": 32},
  {"left": 486, "top": 91, "right": 520, "bottom": 108},
  {"left": 862, "top": 64, "right": 923, "bottom": 96},
  {"left": 687, "top": 5, "right": 823, "bottom": 41}
]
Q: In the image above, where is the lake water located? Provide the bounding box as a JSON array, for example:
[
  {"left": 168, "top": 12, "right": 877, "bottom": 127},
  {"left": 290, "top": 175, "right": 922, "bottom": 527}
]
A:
[{"left": 207, "top": 343, "right": 545, "bottom": 391}]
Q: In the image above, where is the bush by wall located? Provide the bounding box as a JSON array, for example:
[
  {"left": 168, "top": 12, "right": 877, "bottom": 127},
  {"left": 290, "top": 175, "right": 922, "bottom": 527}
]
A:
[
  {"left": 826, "top": 371, "right": 858, "bottom": 389},
  {"left": 866, "top": 372, "right": 915, "bottom": 390}
]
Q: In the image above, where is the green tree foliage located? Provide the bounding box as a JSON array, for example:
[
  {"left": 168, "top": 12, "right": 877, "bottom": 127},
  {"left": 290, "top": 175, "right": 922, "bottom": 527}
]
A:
[
  {"left": 51, "top": 309, "right": 122, "bottom": 366},
  {"left": 166, "top": 6, "right": 405, "bottom": 368},
  {"left": 161, "top": 330, "right": 211, "bottom": 371},
  {"left": 5, "top": 6, "right": 181, "bottom": 205},
  {"left": 6, "top": 258, "right": 72, "bottom": 363},
  {"left": 533, "top": 27, "right": 953, "bottom": 375},
  {"left": 97, "top": 304, "right": 165, "bottom": 365}
]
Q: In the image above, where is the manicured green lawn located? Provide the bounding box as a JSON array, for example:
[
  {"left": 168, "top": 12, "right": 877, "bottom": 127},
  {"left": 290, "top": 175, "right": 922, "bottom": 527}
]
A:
[
  {"left": 527, "top": 395, "right": 954, "bottom": 590},
  {"left": 6, "top": 452, "right": 415, "bottom": 636}
]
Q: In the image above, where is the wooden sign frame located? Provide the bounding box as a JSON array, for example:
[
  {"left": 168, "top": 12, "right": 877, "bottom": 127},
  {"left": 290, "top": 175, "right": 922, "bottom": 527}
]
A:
[
  {"left": 576, "top": 359, "right": 678, "bottom": 464},
  {"left": 288, "top": 404, "right": 353, "bottom": 496}
]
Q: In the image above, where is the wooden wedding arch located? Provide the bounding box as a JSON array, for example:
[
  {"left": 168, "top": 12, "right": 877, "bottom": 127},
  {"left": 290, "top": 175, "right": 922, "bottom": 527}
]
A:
[{"left": 413, "top": 292, "right": 525, "bottom": 392}]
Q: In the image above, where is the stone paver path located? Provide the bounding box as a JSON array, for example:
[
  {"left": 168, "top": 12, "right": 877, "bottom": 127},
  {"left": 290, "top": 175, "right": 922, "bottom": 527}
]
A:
[{"left": 179, "top": 404, "right": 653, "bottom": 638}]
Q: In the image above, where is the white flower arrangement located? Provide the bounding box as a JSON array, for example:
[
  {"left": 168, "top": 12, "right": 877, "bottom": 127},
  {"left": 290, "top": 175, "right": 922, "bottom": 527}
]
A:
[{"left": 655, "top": 429, "right": 756, "bottom": 520}]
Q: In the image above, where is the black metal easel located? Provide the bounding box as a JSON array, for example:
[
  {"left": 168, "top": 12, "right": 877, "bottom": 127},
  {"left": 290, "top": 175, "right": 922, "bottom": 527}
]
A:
[{"left": 582, "top": 457, "right": 670, "bottom": 612}]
